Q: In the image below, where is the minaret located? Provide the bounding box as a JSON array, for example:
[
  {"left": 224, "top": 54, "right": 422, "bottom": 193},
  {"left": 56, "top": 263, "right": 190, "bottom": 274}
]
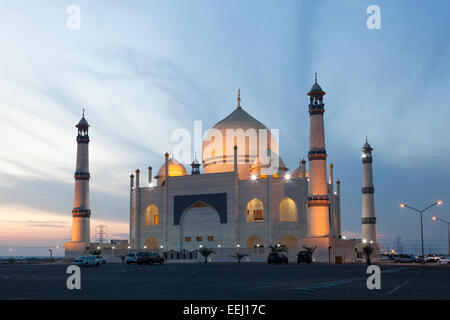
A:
[
  {"left": 361, "top": 137, "right": 377, "bottom": 243},
  {"left": 307, "top": 74, "right": 330, "bottom": 237},
  {"left": 71, "top": 110, "right": 91, "bottom": 247}
]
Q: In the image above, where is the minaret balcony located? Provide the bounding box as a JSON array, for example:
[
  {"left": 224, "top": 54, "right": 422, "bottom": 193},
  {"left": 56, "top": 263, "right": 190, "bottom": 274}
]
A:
[
  {"left": 72, "top": 208, "right": 91, "bottom": 217},
  {"left": 308, "top": 103, "right": 325, "bottom": 115},
  {"left": 76, "top": 135, "right": 90, "bottom": 144},
  {"left": 362, "top": 217, "right": 376, "bottom": 224},
  {"left": 362, "top": 187, "right": 375, "bottom": 194},
  {"left": 308, "top": 149, "right": 327, "bottom": 161},
  {"left": 74, "top": 171, "right": 91, "bottom": 180},
  {"left": 307, "top": 195, "right": 330, "bottom": 207},
  {"left": 362, "top": 156, "right": 372, "bottom": 164}
]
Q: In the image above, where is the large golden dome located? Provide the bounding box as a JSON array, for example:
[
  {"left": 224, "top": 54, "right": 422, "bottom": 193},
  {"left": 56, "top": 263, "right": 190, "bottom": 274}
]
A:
[{"left": 202, "top": 91, "right": 279, "bottom": 179}]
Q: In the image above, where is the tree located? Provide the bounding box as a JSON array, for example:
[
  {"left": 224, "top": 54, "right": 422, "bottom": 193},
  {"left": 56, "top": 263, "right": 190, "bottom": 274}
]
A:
[
  {"left": 196, "top": 247, "right": 216, "bottom": 263},
  {"left": 302, "top": 245, "right": 318, "bottom": 264},
  {"left": 229, "top": 253, "right": 249, "bottom": 263},
  {"left": 363, "top": 244, "right": 374, "bottom": 265},
  {"left": 267, "top": 242, "right": 287, "bottom": 253}
]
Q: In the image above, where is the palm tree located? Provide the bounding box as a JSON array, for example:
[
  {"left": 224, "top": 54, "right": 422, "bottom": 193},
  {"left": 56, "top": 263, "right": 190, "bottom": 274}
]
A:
[
  {"left": 267, "top": 242, "right": 287, "bottom": 253},
  {"left": 196, "top": 247, "right": 216, "bottom": 263},
  {"left": 229, "top": 253, "right": 249, "bottom": 263},
  {"left": 302, "top": 245, "right": 318, "bottom": 264},
  {"left": 363, "top": 244, "right": 374, "bottom": 265}
]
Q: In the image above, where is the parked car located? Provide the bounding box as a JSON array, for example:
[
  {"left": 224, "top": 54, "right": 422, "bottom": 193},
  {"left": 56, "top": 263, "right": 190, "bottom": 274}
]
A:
[
  {"left": 380, "top": 254, "right": 392, "bottom": 261},
  {"left": 72, "top": 256, "right": 100, "bottom": 267},
  {"left": 148, "top": 253, "right": 164, "bottom": 264},
  {"left": 296, "top": 251, "right": 309, "bottom": 264},
  {"left": 267, "top": 252, "right": 288, "bottom": 264},
  {"left": 92, "top": 255, "right": 106, "bottom": 264},
  {"left": 414, "top": 255, "right": 425, "bottom": 263},
  {"left": 136, "top": 252, "right": 152, "bottom": 265},
  {"left": 126, "top": 253, "right": 137, "bottom": 264},
  {"left": 394, "top": 254, "right": 415, "bottom": 263},
  {"left": 439, "top": 256, "right": 450, "bottom": 265},
  {"left": 425, "top": 255, "right": 440, "bottom": 263}
]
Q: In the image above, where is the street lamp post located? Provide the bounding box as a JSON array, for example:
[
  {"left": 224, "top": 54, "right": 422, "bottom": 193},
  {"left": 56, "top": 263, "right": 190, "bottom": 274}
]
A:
[
  {"left": 400, "top": 200, "right": 442, "bottom": 263},
  {"left": 432, "top": 216, "right": 450, "bottom": 256}
]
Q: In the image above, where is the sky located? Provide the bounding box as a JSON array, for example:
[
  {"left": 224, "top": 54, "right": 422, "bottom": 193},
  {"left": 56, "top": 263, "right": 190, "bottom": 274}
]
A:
[{"left": 0, "top": 0, "right": 449, "bottom": 256}]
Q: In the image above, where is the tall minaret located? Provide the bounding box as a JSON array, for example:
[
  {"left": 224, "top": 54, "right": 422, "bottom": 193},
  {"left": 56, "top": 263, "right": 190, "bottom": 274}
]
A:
[
  {"left": 361, "top": 137, "right": 377, "bottom": 243},
  {"left": 307, "top": 74, "right": 330, "bottom": 237},
  {"left": 71, "top": 110, "right": 91, "bottom": 247}
]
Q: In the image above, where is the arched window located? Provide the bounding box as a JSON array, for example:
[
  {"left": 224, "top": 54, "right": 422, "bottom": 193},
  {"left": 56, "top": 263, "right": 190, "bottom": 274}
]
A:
[
  {"left": 144, "top": 237, "right": 159, "bottom": 250},
  {"left": 246, "top": 234, "right": 264, "bottom": 248},
  {"left": 279, "top": 198, "right": 298, "bottom": 222},
  {"left": 246, "top": 198, "right": 264, "bottom": 222},
  {"left": 280, "top": 234, "right": 297, "bottom": 248},
  {"left": 144, "top": 204, "right": 159, "bottom": 226}
]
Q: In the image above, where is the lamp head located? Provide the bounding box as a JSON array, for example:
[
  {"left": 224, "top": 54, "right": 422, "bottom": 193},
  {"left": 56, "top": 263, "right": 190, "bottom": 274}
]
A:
[{"left": 400, "top": 203, "right": 405, "bottom": 208}]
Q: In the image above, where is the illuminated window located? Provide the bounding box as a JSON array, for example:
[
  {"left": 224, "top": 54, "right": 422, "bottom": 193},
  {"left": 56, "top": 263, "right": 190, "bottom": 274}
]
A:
[
  {"left": 254, "top": 210, "right": 264, "bottom": 221},
  {"left": 207, "top": 236, "right": 214, "bottom": 242},
  {"left": 185, "top": 237, "right": 191, "bottom": 242},
  {"left": 279, "top": 198, "right": 298, "bottom": 222},
  {"left": 196, "top": 236, "right": 203, "bottom": 242},
  {"left": 246, "top": 198, "right": 264, "bottom": 222},
  {"left": 144, "top": 204, "right": 159, "bottom": 226}
]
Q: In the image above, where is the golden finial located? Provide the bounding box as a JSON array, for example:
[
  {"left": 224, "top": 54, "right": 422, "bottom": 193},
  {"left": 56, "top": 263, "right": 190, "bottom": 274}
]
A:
[{"left": 237, "top": 89, "right": 241, "bottom": 108}]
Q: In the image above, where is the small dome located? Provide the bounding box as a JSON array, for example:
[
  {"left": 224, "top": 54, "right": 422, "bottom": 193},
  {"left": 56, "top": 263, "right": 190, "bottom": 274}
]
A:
[
  {"left": 307, "top": 74, "right": 326, "bottom": 96},
  {"left": 76, "top": 116, "right": 89, "bottom": 128},
  {"left": 361, "top": 138, "right": 373, "bottom": 152},
  {"left": 155, "top": 157, "right": 187, "bottom": 182},
  {"left": 310, "top": 82, "right": 323, "bottom": 92},
  {"left": 291, "top": 164, "right": 309, "bottom": 179}
]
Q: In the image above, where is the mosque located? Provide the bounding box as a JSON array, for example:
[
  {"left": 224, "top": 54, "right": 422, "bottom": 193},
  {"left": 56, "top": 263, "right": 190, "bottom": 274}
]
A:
[{"left": 65, "top": 76, "right": 379, "bottom": 262}]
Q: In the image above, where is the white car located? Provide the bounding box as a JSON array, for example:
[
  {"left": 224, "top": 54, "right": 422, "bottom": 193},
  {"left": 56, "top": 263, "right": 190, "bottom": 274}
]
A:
[
  {"left": 425, "top": 255, "right": 440, "bottom": 263},
  {"left": 126, "top": 253, "right": 137, "bottom": 264},
  {"left": 92, "top": 255, "right": 106, "bottom": 264},
  {"left": 72, "top": 256, "right": 100, "bottom": 267},
  {"left": 439, "top": 256, "right": 450, "bottom": 265}
]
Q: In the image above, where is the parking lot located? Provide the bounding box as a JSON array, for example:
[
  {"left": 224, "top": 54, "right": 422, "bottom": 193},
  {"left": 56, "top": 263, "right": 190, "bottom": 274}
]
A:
[{"left": 0, "top": 262, "right": 449, "bottom": 300}]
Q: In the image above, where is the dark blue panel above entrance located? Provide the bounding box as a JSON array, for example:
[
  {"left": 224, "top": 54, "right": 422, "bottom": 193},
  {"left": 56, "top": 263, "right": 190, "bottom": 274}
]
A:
[{"left": 173, "top": 193, "right": 227, "bottom": 225}]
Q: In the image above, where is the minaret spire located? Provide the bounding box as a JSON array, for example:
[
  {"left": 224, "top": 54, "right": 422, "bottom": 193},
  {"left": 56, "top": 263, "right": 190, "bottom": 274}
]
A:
[
  {"left": 71, "top": 112, "right": 92, "bottom": 245},
  {"left": 306, "top": 74, "right": 330, "bottom": 237},
  {"left": 361, "top": 137, "right": 377, "bottom": 243}
]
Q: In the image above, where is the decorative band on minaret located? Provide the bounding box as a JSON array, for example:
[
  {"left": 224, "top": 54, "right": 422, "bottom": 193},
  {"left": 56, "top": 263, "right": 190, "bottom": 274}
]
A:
[
  {"left": 361, "top": 137, "right": 377, "bottom": 243},
  {"left": 306, "top": 74, "right": 330, "bottom": 237},
  {"left": 71, "top": 110, "right": 91, "bottom": 246}
]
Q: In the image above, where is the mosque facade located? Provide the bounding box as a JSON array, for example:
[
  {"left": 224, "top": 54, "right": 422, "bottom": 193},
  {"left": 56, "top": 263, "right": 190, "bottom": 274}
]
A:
[
  {"left": 129, "top": 78, "right": 348, "bottom": 255},
  {"left": 65, "top": 77, "right": 379, "bottom": 262}
]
